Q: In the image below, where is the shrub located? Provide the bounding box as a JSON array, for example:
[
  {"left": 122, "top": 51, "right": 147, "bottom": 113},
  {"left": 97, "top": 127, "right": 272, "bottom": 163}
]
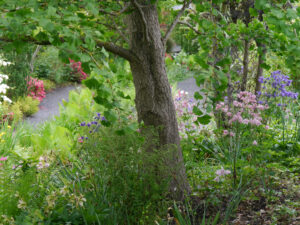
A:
[
  {"left": 40, "top": 79, "right": 56, "bottom": 92},
  {"left": 9, "top": 102, "right": 23, "bottom": 122},
  {"left": 27, "top": 77, "right": 46, "bottom": 102},
  {"left": 18, "top": 96, "right": 39, "bottom": 117},
  {"left": 68, "top": 59, "right": 88, "bottom": 82}
]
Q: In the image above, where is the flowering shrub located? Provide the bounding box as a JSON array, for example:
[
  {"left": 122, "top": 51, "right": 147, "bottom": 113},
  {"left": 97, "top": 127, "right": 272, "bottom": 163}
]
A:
[
  {"left": 69, "top": 59, "right": 88, "bottom": 82},
  {"left": 27, "top": 76, "right": 46, "bottom": 102},
  {"left": 216, "top": 91, "right": 269, "bottom": 185},
  {"left": 216, "top": 91, "right": 268, "bottom": 130},
  {"left": 0, "top": 73, "right": 11, "bottom": 104}
]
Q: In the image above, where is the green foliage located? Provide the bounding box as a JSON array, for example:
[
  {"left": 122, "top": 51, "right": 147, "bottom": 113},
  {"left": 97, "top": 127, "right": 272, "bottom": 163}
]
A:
[
  {"left": 40, "top": 79, "right": 56, "bottom": 92},
  {"left": 1, "top": 51, "right": 30, "bottom": 99},
  {"left": 9, "top": 101, "right": 23, "bottom": 122},
  {"left": 17, "top": 96, "right": 39, "bottom": 117}
]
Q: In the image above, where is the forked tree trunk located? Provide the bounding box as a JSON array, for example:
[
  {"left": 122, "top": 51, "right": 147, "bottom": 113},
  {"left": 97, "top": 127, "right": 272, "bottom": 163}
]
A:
[{"left": 128, "top": 3, "right": 190, "bottom": 200}]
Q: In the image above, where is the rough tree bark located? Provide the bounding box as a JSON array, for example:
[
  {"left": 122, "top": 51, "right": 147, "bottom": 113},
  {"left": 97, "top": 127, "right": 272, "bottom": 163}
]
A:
[{"left": 127, "top": 2, "right": 190, "bottom": 200}]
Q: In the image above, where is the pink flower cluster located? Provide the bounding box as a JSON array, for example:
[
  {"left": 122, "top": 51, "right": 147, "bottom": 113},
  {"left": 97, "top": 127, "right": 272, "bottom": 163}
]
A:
[
  {"left": 69, "top": 59, "right": 88, "bottom": 82},
  {"left": 36, "top": 156, "right": 50, "bottom": 170},
  {"left": 0, "top": 156, "right": 7, "bottom": 166},
  {"left": 214, "top": 166, "right": 231, "bottom": 182},
  {"left": 27, "top": 76, "right": 46, "bottom": 102},
  {"left": 216, "top": 91, "right": 268, "bottom": 127}
]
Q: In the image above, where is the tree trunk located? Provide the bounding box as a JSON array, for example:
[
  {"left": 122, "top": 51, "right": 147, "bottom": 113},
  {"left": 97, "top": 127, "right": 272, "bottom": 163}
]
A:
[
  {"left": 128, "top": 3, "right": 190, "bottom": 200},
  {"left": 30, "top": 45, "right": 41, "bottom": 73},
  {"left": 255, "top": 10, "right": 267, "bottom": 95},
  {"left": 241, "top": 39, "right": 250, "bottom": 91},
  {"left": 255, "top": 42, "right": 267, "bottom": 94}
]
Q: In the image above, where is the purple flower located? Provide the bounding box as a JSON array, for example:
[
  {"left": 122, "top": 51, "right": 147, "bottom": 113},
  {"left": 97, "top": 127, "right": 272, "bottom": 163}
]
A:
[
  {"left": 87, "top": 123, "right": 91, "bottom": 127},
  {"left": 80, "top": 122, "right": 86, "bottom": 126},
  {"left": 101, "top": 116, "right": 106, "bottom": 121},
  {"left": 258, "top": 76, "right": 264, "bottom": 83}
]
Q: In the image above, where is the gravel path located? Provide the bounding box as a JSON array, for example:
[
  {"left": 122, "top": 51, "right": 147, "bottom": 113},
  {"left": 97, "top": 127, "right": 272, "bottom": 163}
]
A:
[
  {"left": 26, "top": 85, "right": 77, "bottom": 125},
  {"left": 177, "top": 77, "right": 200, "bottom": 97}
]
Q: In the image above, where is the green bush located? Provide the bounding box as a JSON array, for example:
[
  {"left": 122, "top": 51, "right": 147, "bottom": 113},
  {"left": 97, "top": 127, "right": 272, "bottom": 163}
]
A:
[
  {"left": 40, "top": 79, "right": 56, "bottom": 92},
  {"left": 18, "top": 96, "right": 40, "bottom": 117},
  {"left": 9, "top": 102, "right": 23, "bottom": 122}
]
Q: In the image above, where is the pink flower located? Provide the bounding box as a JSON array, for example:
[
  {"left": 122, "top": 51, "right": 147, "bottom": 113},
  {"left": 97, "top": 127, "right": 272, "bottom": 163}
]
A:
[
  {"left": 214, "top": 176, "right": 220, "bottom": 182},
  {"left": 265, "top": 125, "right": 269, "bottom": 130},
  {"left": 78, "top": 137, "right": 83, "bottom": 143},
  {"left": 214, "top": 166, "right": 231, "bottom": 182},
  {"left": 0, "top": 156, "right": 7, "bottom": 161},
  {"left": 216, "top": 104, "right": 222, "bottom": 110},
  {"left": 253, "top": 140, "right": 258, "bottom": 145},
  {"left": 230, "top": 132, "right": 235, "bottom": 137},
  {"left": 226, "top": 112, "right": 232, "bottom": 117},
  {"left": 242, "top": 119, "right": 249, "bottom": 125},
  {"left": 215, "top": 167, "right": 231, "bottom": 176},
  {"left": 223, "top": 130, "right": 229, "bottom": 136}
]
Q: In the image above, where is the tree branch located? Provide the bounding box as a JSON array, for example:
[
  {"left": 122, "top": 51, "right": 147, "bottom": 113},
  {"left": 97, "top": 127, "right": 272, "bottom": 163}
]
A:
[
  {"left": 0, "top": 37, "right": 52, "bottom": 46},
  {"left": 178, "top": 21, "right": 202, "bottom": 35},
  {"left": 0, "top": 36, "right": 137, "bottom": 62},
  {"left": 30, "top": 45, "right": 41, "bottom": 73},
  {"left": 96, "top": 40, "right": 137, "bottom": 62},
  {"left": 162, "top": 0, "right": 191, "bottom": 45}
]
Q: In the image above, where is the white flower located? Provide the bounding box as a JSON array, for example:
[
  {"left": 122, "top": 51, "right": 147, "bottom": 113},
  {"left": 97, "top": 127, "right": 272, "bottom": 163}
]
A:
[{"left": 2, "top": 96, "right": 11, "bottom": 103}]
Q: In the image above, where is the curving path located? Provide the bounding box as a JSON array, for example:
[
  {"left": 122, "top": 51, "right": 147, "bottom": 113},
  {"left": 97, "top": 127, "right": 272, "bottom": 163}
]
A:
[{"left": 26, "top": 85, "right": 77, "bottom": 125}]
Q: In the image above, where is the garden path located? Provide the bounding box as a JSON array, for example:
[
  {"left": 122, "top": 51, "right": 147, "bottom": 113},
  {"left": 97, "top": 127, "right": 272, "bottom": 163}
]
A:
[
  {"left": 26, "top": 85, "right": 77, "bottom": 125},
  {"left": 177, "top": 77, "right": 199, "bottom": 97}
]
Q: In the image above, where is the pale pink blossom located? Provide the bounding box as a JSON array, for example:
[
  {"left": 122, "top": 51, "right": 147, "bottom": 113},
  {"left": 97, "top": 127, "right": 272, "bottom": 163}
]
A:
[{"left": 223, "top": 130, "right": 229, "bottom": 136}]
